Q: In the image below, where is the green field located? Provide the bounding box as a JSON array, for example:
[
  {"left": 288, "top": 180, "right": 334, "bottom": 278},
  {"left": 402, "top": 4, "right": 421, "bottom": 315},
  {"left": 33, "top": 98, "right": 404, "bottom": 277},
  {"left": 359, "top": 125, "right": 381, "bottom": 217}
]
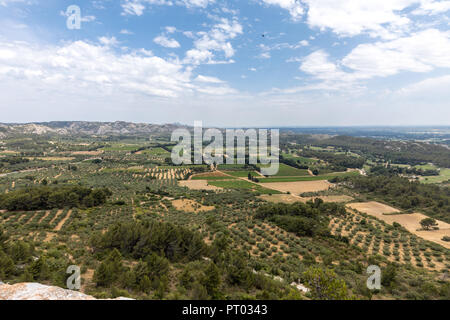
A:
[
  {"left": 259, "top": 171, "right": 360, "bottom": 183},
  {"left": 102, "top": 144, "right": 143, "bottom": 152},
  {"left": 158, "top": 165, "right": 207, "bottom": 169},
  {"left": 217, "top": 164, "right": 253, "bottom": 170},
  {"left": 414, "top": 163, "right": 437, "bottom": 170},
  {"left": 391, "top": 163, "right": 411, "bottom": 168},
  {"left": 420, "top": 168, "right": 450, "bottom": 184},
  {"left": 259, "top": 163, "right": 309, "bottom": 177},
  {"left": 308, "top": 146, "right": 334, "bottom": 151},
  {"left": 191, "top": 175, "right": 236, "bottom": 180},
  {"left": 224, "top": 171, "right": 260, "bottom": 178},
  {"left": 142, "top": 147, "right": 171, "bottom": 155},
  {"left": 208, "top": 179, "right": 281, "bottom": 194},
  {"left": 282, "top": 153, "right": 317, "bottom": 164}
]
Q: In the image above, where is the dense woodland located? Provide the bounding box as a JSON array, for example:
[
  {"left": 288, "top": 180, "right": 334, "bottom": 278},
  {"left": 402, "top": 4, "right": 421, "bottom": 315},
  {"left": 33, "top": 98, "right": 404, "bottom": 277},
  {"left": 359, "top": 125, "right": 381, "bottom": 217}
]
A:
[
  {"left": 255, "top": 200, "right": 347, "bottom": 237},
  {"left": 0, "top": 185, "right": 112, "bottom": 211},
  {"left": 371, "top": 165, "right": 440, "bottom": 177},
  {"left": 88, "top": 221, "right": 307, "bottom": 299},
  {"left": 282, "top": 135, "right": 450, "bottom": 167}
]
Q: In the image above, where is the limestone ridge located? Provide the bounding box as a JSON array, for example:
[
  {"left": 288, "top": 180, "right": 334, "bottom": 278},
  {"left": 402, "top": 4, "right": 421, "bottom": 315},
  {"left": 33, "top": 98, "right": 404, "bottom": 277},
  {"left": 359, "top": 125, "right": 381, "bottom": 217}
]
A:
[{"left": 0, "top": 283, "right": 133, "bottom": 300}]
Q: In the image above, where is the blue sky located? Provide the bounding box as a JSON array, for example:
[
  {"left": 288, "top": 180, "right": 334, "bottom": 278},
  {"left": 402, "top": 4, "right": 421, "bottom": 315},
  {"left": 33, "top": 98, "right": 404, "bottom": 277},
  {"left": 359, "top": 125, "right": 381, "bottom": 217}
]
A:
[{"left": 0, "top": 0, "right": 449, "bottom": 126}]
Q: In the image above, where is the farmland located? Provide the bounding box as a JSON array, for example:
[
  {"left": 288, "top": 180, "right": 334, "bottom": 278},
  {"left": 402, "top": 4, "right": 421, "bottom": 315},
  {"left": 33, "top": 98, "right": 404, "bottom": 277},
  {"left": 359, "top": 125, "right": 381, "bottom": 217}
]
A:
[
  {"left": 258, "top": 163, "right": 310, "bottom": 177},
  {"left": 207, "top": 179, "right": 282, "bottom": 195},
  {"left": 0, "top": 123, "right": 449, "bottom": 301}
]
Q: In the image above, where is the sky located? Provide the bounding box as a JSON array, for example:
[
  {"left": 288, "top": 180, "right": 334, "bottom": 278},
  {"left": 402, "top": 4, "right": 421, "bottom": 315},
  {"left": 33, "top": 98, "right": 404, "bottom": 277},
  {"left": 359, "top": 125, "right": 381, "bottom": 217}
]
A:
[{"left": 0, "top": 0, "right": 449, "bottom": 127}]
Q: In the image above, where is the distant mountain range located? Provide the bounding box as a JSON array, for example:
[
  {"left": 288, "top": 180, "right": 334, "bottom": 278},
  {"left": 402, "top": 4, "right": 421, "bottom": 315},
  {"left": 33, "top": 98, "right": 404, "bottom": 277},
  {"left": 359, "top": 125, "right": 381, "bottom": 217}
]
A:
[
  {"left": 0, "top": 121, "right": 189, "bottom": 137},
  {"left": 1, "top": 122, "right": 449, "bottom": 141}
]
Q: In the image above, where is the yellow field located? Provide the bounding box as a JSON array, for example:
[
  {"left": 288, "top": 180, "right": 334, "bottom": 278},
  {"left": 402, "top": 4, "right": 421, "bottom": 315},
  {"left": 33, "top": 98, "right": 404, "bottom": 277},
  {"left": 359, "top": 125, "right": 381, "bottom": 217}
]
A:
[
  {"left": 171, "top": 199, "right": 215, "bottom": 213},
  {"left": 179, "top": 180, "right": 222, "bottom": 191},
  {"left": 347, "top": 202, "right": 450, "bottom": 249},
  {"left": 346, "top": 201, "right": 400, "bottom": 216}
]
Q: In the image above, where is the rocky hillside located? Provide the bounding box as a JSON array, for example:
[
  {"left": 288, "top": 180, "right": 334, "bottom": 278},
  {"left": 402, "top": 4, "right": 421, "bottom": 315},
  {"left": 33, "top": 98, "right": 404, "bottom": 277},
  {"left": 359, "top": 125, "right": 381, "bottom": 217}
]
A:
[
  {"left": 0, "top": 121, "right": 189, "bottom": 137},
  {"left": 0, "top": 282, "right": 132, "bottom": 300}
]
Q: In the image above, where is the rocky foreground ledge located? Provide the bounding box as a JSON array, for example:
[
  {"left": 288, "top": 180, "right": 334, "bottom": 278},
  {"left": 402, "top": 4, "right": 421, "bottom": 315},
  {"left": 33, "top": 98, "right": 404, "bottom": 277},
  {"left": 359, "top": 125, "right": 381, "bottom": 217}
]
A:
[{"left": 0, "top": 283, "right": 133, "bottom": 300}]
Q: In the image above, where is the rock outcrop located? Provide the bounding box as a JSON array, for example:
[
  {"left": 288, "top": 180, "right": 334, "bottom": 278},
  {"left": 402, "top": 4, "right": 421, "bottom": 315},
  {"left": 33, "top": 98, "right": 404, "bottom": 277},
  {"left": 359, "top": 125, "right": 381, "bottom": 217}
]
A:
[{"left": 0, "top": 283, "right": 132, "bottom": 300}]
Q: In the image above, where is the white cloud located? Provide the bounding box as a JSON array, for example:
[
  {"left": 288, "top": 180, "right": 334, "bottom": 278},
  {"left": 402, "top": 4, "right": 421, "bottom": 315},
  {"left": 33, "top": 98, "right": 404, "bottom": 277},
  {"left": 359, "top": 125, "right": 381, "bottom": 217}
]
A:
[
  {"left": 412, "top": 0, "right": 450, "bottom": 15},
  {"left": 398, "top": 75, "right": 450, "bottom": 96},
  {"left": 195, "top": 75, "right": 224, "bottom": 83},
  {"left": 298, "top": 40, "right": 309, "bottom": 47},
  {"left": 121, "top": 0, "right": 215, "bottom": 16},
  {"left": 342, "top": 29, "right": 450, "bottom": 77},
  {"left": 121, "top": 1, "right": 147, "bottom": 16},
  {"left": 0, "top": 0, "right": 32, "bottom": 6},
  {"left": 303, "top": 0, "right": 418, "bottom": 39},
  {"left": 120, "top": 29, "right": 134, "bottom": 35},
  {"left": 178, "top": 0, "right": 214, "bottom": 8},
  {"left": 259, "top": 52, "right": 271, "bottom": 59},
  {"left": 196, "top": 85, "right": 237, "bottom": 95},
  {"left": 154, "top": 35, "right": 181, "bottom": 48},
  {"left": 0, "top": 39, "right": 238, "bottom": 99},
  {"left": 81, "top": 15, "right": 96, "bottom": 23},
  {"left": 258, "top": 39, "right": 309, "bottom": 59},
  {"left": 298, "top": 29, "right": 450, "bottom": 88},
  {"left": 98, "top": 36, "right": 120, "bottom": 47},
  {"left": 260, "top": 0, "right": 305, "bottom": 21},
  {"left": 184, "top": 48, "right": 213, "bottom": 65},
  {"left": 183, "top": 17, "right": 243, "bottom": 64},
  {"left": 260, "top": 0, "right": 450, "bottom": 39},
  {"left": 165, "top": 26, "right": 177, "bottom": 33},
  {"left": 300, "top": 50, "right": 339, "bottom": 78}
]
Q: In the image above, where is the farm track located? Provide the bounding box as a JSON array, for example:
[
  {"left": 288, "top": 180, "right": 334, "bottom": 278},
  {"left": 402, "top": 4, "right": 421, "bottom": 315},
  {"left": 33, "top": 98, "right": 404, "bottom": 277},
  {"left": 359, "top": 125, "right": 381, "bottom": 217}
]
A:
[
  {"left": 38, "top": 211, "right": 51, "bottom": 224},
  {"left": 0, "top": 167, "right": 48, "bottom": 177},
  {"left": 23, "top": 211, "right": 39, "bottom": 225},
  {"left": 49, "top": 210, "right": 64, "bottom": 225},
  {"left": 54, "top": 209, "right": 72, "bottom": 231}
]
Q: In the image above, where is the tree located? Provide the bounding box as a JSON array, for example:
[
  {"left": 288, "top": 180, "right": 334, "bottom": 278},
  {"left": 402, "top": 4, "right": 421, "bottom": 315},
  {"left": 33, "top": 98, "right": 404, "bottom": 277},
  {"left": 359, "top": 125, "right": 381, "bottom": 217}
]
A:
[
  {"left": 145, "top": 253, "right": 169, "bottom": 282},
  {"left": 302, "top": 267, "right": 351, "bottom": 300},
  {"left": 202, "top": 262, "right": 221, "bottom": 298},
  {"left": 382, "top": 264, "right": 397, "bottom": 289},
  {"left": 27, "top": 256, "right": 50, "bottom": 280},
  {"left": 0, "top": 251, "right": 14, "bottom": 278},
  {"left": 94, "top": 261, "right": 114, "bottom": 287},
  {"left": 9, "top": 241, "right": 33, "bottom": 263},
  {"left": 94, "top": 249, "right": 124, "bottom": 287},
  {"left": 420, "top": 218, "right": 438, "bottom": 230},
  {"left": 139, "top": 275, "right": 151, "bottom": 292},
  {"left": 0, "top": 226, "right": 8, "bottom": 251}
]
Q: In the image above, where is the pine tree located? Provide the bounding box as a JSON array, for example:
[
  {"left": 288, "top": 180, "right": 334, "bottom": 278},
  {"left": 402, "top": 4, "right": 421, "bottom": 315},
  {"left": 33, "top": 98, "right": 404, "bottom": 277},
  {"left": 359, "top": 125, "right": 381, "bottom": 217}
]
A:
[
  {"left": 94, "top": 261, "right": 113, "bottom": 287},
  {"left": 302, "top": 267, "right": 351, "bottom": 300},
  {"left": 202, "top": 262, "right": 221, "bottom": 299}
]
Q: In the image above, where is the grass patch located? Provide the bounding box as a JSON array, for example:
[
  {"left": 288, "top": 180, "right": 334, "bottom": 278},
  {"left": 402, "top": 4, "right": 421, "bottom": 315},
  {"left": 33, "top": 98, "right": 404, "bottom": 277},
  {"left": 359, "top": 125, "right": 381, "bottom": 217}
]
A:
[
  {"left": 420, "top": 168, "right": 450, "bottom": 184},
  {"left": 208, "top": 180, "right": 281, "bottom": 194},
  {"left": 224, "top": 171, "right": 260, "bottom": 178},
  {"left": 141, "top": 147, "right": 171, "bottom": 155},
  {"left": 259, "top": 171, "right": 359, "bottom": 183},
  {"left": 258, "top": 163, "right": 310, "bottom": 177}
]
